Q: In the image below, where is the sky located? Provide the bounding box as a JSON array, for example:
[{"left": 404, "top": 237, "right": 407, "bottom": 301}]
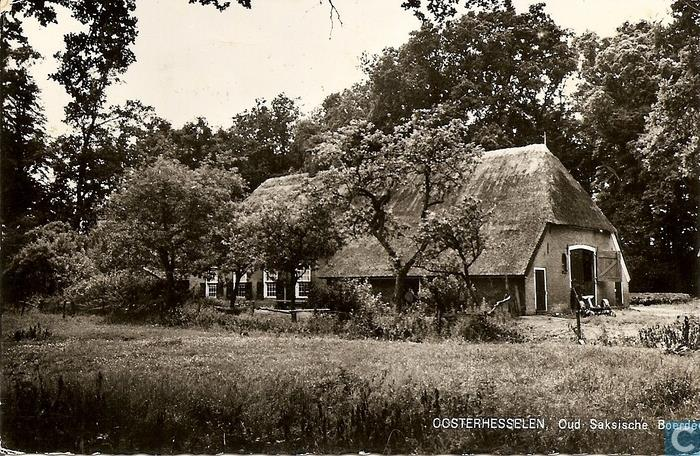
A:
[{"left": 23, "top": 0, "right": 673, "bottom": 136}]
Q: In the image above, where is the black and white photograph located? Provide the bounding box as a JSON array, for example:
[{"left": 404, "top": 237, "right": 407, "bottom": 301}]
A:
[{"left": 1, "top": 0, "right": 699, "bottom": 454}]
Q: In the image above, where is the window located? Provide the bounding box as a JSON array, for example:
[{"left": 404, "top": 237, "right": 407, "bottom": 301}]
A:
[
  {"left": 235, "top": 273, "right": 248, "bottom": 299},
  {"left": 205, "top": 269, "right": 218, "bottom": 298},
  {"left": 237, "top": 282, "right": 247, "bottom": 298},
  {"left": 297, "top": 281, "right": 310, "bottom": 298},
  {"left": 263, "top": 271, "right": 278, "bottom": 299},
  {"left": 265, "top": 282, "right": 277, "bottom": 298},
  {"left": 295, "top": 267, "right": 311, "bottom": 299}
]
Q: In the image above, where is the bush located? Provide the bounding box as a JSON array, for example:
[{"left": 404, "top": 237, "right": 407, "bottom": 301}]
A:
[
  {"left": 308, "top": 279, "right": 379, "bottom": 315},
  {"left": 419, "top": 276, "right": 475, "bottom": 314},
  {"left": 63, "top": 271, "right": 164, "bottom": 317},
  {"left": 11, "top": 322, "right": 52, "bottom": 342},
  {"left": 6, "top": 222, "right": 95, "bottom": 302},
  {"left": 629, "top": 293, "right": 692, "bottom": 306},
  {"left": 454, "top": 315, "right": 524, "bottom": 343},
  {"left": 639, "top": 316, "right": 700, "bottom": 351}
]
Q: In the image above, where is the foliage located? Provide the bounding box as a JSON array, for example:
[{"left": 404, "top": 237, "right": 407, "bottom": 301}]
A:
[
  {"left": 418, "top": 197, "right": 485, "bottom": 307},
  {"left": 210, "top": 204, "right": 259, "bottom": 307},
  {"left": 3, "top": 313, "right": 698, "bottom": 454},
  {"left": 629, "top": 293, "right": 693, "bottom": 306},
  {"left": 638, "top": 316, "right": 700, "bottom": 351},
  {"left": 62, "top": 271, "right": 163, "bottom": 316},
  {"left": 339, "top": 1, "right": 584, "bottom": 187},
  {"left": 576, "top": 4, "right": 699, "bottom": 293},
  {"left": 418, "top": 275, "right": 474, "bottom": 332},
  {"left": 11, "top": 323, "right": 52, "bottom": 342},
  {"left": 308, "top": 279, "right": 378, "bottom": 314},
  {"left": 219, "top": 94, "right": 303, "bottom": 189},
  {"left": 456, "top": 314, "right": 524, "bottom": 343},
  {"left": 6, "top": 222, "right": 95, "bottom": 301},
  {"left": 47, "top": 101, "right": 157, "bottom": 229},
  {"left": 93, "top": 158, "right": 245, "bottom": 312},
  {"left": 316, "top": 108, "right": 482, "bottom": 309},
  {"left": 247, "top": 178, "right": 344, "bottom": 313}
]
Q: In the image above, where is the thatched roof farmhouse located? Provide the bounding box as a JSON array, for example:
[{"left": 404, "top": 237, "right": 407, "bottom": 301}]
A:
[{"left": 242, "top": 144, "right": 630, "bottom": 315}]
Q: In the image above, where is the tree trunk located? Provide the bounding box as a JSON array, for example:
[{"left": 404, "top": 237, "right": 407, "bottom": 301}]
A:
[
  {"left": 230, "top": 274, "right": 241, "bottom": 309},
  {"left": 288, "top": 271, "right": 298, "bottom": 322},
  {"left": 164, "top": 267, "right": 176, "bottom": 318},
  {"left": 392, "top": 268, "right": 408, "bottom": 312}
]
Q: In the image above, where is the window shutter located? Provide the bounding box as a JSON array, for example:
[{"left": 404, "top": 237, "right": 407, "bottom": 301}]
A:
[
  {"left": 217, "top": 281, "right": 224, "bottom": 297},
  {"left": 199, "top": 282, "right": 206, "bottom": 297},
  {"left": 226, "top": 281, "right": 234, "bottom": 298},
  {"left": 597, "top": 251, "right": 621, "bottom": 281},
  {"left": 245, "top": 282, "right": 253, "bottom": 300}
]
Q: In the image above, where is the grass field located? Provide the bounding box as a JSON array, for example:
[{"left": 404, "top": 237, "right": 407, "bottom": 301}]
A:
[{"left": 2, "top": 302, "right": 699, "bottom": 454}]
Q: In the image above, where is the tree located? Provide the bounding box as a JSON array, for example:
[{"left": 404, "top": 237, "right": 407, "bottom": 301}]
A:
[
  {"left": 247, "top": 178, "right": 344, "bottom": 321},
  {"left": 6, "top": 222, "right": 94, "bottom": 303},
  {"left": 576, "top": 3, "right": 699, "bottom": 294},
  {"left": 94, "top": 158, "right": 245, "bottom": 314},
  {"left": 47, "top": 101, "right": 156, "bottom": 229},
  {"left": 417, "top": 197, "right": 485, "bottom": 327},
  {"left": 211, "top": 203, "right": 259, "bottom": 308},
  {"left": 634, "top": 41, "right": 700, "bottom": 294},
  {"left": 419, "top": 197, "right": 485, "bottom": 288},
  {"left": 1, "top": 5, "right": 51, "bottom": 290},
  {"left": 317, "top": 107, "right": 482, "bottom": 310},
  {"left": 361, "top": 2, "right": 578, "bottom": 168},
  {"left": 218, "top": 94, "right": 302, "bottom": 190}
]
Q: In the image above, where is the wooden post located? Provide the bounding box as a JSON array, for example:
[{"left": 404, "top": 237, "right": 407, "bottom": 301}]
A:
[{"left": 576, "top": 310, "right": 583, "bottom": 342}]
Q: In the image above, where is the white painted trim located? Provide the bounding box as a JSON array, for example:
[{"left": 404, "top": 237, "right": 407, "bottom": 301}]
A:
[
  {"left": 611, "top": 233, "right": 631, "bottom": 282},
  {"left": 263, "top": 270, "right": 277, "bottom": 299},
  {"left": 567, "top": 244, "right": 597, "bottom": 305},
  {"left": 294, "top": 268, "right": 311, "bottom": 299},
  {"left": 533, "top": 267, "right": 548, "bottom": 312},
  {"left": 205, "top": 270, "right": 219, "bottom": 298}
]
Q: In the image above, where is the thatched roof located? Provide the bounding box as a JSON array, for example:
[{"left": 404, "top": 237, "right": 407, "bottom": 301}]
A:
[
  {"left": 247, "top": 144, "right": 616, "bottom": 278},
  {"left": 244, "top": 173, "right": 312, "bottom": 207}
]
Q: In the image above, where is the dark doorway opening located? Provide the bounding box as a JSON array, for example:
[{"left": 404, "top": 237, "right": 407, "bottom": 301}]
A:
[
  {"left": 535, "top": 268, "right": 547, "bottom": 313},
  {"left": 570, "top": 248, "right": 596, "bottom": 303}
]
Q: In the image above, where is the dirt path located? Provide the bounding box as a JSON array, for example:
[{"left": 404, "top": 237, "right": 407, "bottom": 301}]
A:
[{"left": 518, "top": 300, "right": 699, "bottom": 344}]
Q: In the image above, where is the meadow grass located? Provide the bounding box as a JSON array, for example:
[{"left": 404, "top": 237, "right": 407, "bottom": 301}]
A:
[{"left": 1, "top": 310, "right": 699, "bottom": 454}]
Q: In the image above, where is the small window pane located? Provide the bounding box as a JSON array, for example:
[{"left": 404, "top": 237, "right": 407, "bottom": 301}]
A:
[
  {"left": 297, "top": 281, "right": 310, "bottom": 298},
  {"left": 207, "top": 283, "right": 217, "bottom": 298}
]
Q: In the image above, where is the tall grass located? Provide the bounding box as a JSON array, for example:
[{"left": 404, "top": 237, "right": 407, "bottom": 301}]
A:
[
  {"left": 639, "top": 316, "right": 700, "bottom": 351},
  {"left": 2, "top": 313, "right": 699, "bottom": 454}
]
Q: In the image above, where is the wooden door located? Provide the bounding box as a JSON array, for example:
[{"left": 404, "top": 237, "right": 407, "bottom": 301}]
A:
[{"left": 535, "top": 268, "right": 547, "bottom": 313}]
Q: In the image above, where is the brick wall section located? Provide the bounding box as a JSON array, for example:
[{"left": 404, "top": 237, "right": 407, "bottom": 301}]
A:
[{"left": 523, "top": 224, "right": 629, "bottom": 314}]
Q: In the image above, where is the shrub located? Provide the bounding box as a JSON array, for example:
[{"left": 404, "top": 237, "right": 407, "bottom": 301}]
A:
[
  {"left": 454, "top": 315, "right": 524, "bottom": 343},
  {"left": 308, "top": 279, "right": 379, "bottom": 315},
  {"left": 11, "top": 322, "right": 52, "bottom": 342},
  {"left": 639, "top": 316, "right": 700, "bottom": 351},
  {"left": 629, "top": 293, "right": 692, "bottom": 306},
  {"left": 63, "top": 271, "right": 163, "bottom": 317},
  {"left": 6, "top": 222, "right": 95, "bottom": 303},
  {"left": 419, "top": 276, "right": 475, "bottom": 317}
]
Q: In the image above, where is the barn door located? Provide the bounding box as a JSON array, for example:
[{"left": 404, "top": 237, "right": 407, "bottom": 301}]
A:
[
  {"left": 597, "top": 251, "right": 621, "bottom": 281},
  {"left": 534, "top": 268, "right": 547, "bottom": 313}
]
